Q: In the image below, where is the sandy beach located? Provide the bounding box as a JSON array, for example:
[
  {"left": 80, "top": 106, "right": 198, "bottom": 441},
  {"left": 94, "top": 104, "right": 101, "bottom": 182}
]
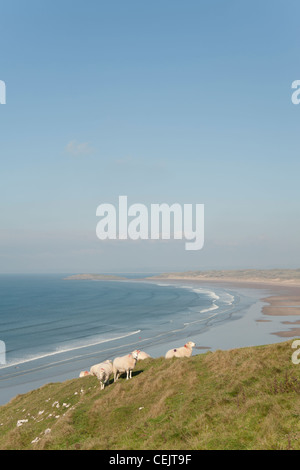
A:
[
  {"left": 149, "top": 272, "right": 300, "bottom": 342},
  {"left": 148, "top": 269, "right": 300, "bottom": 287},
  {"left": 260, "top": 289, "right": 300, "bottom": 338}
]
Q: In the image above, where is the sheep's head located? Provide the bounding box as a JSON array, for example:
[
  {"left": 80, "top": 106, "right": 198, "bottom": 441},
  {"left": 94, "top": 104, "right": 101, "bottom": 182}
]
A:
[
  {"left": 132, "top": 350, "right": 140, "bottom": 360},
  {"left": 80, "top": 371, "right": 90, "bottom": 377},
  {"left": 187, "top": 341, "right": 195, "bottom": 348}
]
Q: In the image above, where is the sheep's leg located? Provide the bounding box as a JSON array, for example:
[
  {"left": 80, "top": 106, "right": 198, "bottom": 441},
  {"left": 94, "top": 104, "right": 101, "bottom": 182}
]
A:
[
  {"left": 129, "top": 369, "right": 132, "bottom": 379},
  {"left": 126, "top": 370, "right": 129, "bottom": 380}
]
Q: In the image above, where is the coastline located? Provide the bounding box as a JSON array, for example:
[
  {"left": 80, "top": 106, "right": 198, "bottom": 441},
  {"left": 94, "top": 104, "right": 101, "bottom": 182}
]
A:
[
  {"left": 147, "top": 274, "right": 300, "bottom": 288},
  {"left": 1, "top": 274, "right": 300, "bottom": 407},
  {"left": 146, "top": 275, "right": 300, "bottom": 341}
]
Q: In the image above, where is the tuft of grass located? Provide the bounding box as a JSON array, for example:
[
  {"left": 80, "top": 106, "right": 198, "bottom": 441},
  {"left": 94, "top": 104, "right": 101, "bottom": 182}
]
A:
[{"left": 1, "top": 340, "right": 300, "bottom": 450}]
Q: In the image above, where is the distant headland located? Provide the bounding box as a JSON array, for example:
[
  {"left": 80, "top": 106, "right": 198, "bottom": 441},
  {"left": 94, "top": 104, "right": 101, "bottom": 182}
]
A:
[{"left": 147, "top": 269, "right": 300, "bottom": 286}]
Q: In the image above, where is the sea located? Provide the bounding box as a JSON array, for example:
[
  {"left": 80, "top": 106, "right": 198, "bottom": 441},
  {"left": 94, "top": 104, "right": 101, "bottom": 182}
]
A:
[{"left": 0, "top": 274, "right": 285, "bottom": 405}]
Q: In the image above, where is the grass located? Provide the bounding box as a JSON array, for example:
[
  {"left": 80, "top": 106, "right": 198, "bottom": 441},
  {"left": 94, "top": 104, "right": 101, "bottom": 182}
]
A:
[{"left": 1, "top": 339, "right": 300, "bottom": 450}]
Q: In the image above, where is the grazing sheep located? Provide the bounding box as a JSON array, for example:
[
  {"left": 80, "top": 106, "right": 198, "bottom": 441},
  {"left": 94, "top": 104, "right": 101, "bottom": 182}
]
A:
[
  {"left": 165, "top": 341, "right": 195, "bottom": 359},
  {"left": 90, "top": 360, "right": 113, "bottom": 390},
  {"left": 113, "top": 350, "right": 140, "bottom": 382},
  {"left": 79, "top": 371, "right": 90, "bottom": 378},
  {"left": 137, "top": 351, "right": 152, "bottom": 361}
]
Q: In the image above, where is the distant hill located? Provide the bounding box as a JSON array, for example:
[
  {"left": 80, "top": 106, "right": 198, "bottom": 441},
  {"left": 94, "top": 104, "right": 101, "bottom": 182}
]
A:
[{"left": 148, "top": 269, "right": 300, "bottom": 286}]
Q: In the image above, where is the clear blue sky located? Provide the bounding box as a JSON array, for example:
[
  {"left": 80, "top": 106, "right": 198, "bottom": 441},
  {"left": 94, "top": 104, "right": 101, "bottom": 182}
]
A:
[{"left": 0, "top": 0, "right": 299, "bottom": 273}]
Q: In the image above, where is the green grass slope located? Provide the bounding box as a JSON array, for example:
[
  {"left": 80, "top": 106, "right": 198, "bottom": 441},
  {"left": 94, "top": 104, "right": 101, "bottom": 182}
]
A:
[{"left": 1, "top": 340, "right": 300, "bottom": 450}]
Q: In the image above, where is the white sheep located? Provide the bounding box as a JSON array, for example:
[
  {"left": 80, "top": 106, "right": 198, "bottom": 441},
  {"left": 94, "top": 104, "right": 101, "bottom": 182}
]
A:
[
  {"left": 113, "top": 350, "right": 140, "bottom": 382},
  {"left": 137, "top": 351, "right": 152, "bottom": 361},
  {"left": 90, "top": 360, "right": 113, "bottom": 390},
  {"left": 79, "top": 371, "right": 90, "bottom": 378},
  {"left": 165, "top": 341, "right": 195, "bottom": 359}
]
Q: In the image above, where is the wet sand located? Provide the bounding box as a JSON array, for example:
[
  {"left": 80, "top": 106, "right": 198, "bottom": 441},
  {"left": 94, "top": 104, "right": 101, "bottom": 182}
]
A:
[
  {"left": 261, "top": 288, "right": 300, "bottom": 337},
  {"left": 262, "top": 293, "right": 300, "bottom": 317},
  {"left": 271, "top": 328, "right": 300, "bottom": 338},
  {"left": 156, "top": 277, "right": 300, "bottom": 340}
]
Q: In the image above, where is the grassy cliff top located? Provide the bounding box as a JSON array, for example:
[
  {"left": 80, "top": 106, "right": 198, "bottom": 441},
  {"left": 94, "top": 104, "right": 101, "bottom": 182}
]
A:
[{"left": 1, "top": 340, "right": 300, "bottom": 450}]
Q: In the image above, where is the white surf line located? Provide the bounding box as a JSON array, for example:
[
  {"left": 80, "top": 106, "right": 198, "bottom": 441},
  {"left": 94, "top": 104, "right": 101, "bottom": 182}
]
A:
[
  {"left": 0, "top": 325, "right": 192, "bottom": 380},
  {"left": 200, "top": 304, "right": 219, "bottom": 314},
  {"left": 183, "top": 308, "right": 221, "bottom": 326},
  {"left": 224, "top": 293, "right": 235, "bottom": 305},
  {"left": 147, "top": 279, "right": 222, "bottom": 302},
  {"left": 152, "top": 279, "right": 222, "bottom": 301},
  {"left": 0, "top": 330, "right": 141, "bottom": 371},
  {"left": 145, "top": 279, "right": 226, "bottom": 328}
]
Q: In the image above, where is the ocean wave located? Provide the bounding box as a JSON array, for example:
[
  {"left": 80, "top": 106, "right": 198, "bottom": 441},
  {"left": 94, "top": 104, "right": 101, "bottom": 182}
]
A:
[
  {"left": 200, "top": 304, "right": 219, "bottom": 314},
  {"left": 224, "top": 293, "right": 235, "bottom": 305},
  {"left": 191, "top": 288, "right": 220, "bottom": 301},
  {"left": 0, "top": 330, "right": 141, "bottom": 369},
  {"left": 183, "top": 307, "right": 220, "bottom": 326},
  {"left": 151, "top": 280, "right": 224, "bottom": 319}
]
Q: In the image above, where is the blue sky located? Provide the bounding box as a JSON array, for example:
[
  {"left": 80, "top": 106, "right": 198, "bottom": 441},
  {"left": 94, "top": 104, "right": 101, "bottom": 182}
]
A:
[{"left": 0, "top": 0, "right": 299, "bottom": 273}]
